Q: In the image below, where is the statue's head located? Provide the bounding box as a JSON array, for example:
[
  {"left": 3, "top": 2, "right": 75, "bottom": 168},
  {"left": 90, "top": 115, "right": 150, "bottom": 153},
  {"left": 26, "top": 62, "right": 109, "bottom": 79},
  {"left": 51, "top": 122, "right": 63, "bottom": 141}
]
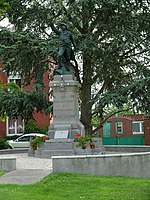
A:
[{"left": 60, "top": 23, "right": 67, "bottom": 31}]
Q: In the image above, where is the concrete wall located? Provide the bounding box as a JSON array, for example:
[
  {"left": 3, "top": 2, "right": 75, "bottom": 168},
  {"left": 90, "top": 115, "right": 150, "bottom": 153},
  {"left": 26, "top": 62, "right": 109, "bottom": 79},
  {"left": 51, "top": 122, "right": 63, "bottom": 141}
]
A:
[
  {"left": 104, "top": 145, "right": 150, "bottom": 152},
  {"left": 52, "top": 152, "right": 150, "bottom": 178},
  {"left": 0, "top": 158, "right": 16, "bottom": 172}
]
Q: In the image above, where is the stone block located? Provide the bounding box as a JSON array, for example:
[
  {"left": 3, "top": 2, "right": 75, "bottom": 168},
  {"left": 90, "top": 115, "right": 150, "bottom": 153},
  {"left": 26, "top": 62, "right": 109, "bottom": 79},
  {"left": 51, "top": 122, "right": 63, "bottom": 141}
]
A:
[
  {"left": 52, "top": 152, "right": 150, "bottom": 178},
  {"left": 34, "top": 150, "right": 75, "bottom": 158},
  {"left": 42, "top": 140, "right": 74, "bottom": 150},
  {"left": 0, "top": 158, "right": 16, "bottom": 172}
]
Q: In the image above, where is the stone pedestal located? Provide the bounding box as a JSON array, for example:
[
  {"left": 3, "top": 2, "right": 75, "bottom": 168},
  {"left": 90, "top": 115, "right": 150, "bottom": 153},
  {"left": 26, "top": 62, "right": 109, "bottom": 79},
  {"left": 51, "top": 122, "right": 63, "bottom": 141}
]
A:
[
  {"left": 28, "top": 75, "right": 104, "bottom": 158},
  {"left": 48, "top": 75, "right": 84, "bottom": 139}
]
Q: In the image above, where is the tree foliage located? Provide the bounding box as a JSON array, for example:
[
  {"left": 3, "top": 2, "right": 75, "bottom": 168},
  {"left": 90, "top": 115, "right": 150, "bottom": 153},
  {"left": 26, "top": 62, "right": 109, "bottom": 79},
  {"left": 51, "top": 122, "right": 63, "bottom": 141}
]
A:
[
  {"left": 0, "top": 0, "right": 150, "bottom": 133},
  {"left": 0, "top": 0, "right": 10, "bottom": 19},
  {"left": 0, "top": 81, "right": 52, "bottom": 123},
  {"left": 0, "top": 30, "right": 54, "bottom": 85}
]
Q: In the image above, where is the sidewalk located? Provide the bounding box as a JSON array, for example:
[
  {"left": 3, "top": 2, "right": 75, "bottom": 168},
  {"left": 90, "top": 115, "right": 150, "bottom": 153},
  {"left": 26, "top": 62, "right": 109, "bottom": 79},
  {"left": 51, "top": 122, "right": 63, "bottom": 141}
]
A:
[
  {"left": 0, "top": 153, "right": 53, "bottom": 185},
  {"left": 0, "top": 169, "right": 52, "bottom": 185}
]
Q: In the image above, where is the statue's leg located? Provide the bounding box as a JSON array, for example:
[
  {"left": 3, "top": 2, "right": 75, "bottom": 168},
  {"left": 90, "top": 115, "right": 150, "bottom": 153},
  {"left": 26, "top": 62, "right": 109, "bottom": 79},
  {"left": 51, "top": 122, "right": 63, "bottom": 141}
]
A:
[
  {"left": 65, "top": 48, "right": 71, "bottom": 71},
  {"left": 58, "top": 56, "right": 62, "bottom": 69},
  {"left": 58, "top": 47, "right": 65, "bottom": 69}
]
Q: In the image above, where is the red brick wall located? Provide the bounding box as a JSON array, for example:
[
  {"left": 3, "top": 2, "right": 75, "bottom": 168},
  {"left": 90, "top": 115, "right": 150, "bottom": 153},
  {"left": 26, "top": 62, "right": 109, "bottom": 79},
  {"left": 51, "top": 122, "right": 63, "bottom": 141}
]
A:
[
  {"left": 33, "top": 112, "right": 50, "bottom": 129},
  {"left": 23, "top": 71, "right": 49, "bottom": 93},
  {"left": 0, "top": 71, "right": 7, "bottom": 137},
  {"left": 144, "top": 118, "right": 150, "bottom": 145},
  {"left": 0, "top": 71, "right": 7, "bottom": 84},
  {"left": 108, "top": 117, "right": 133, "bottom": 137},
  {"left": 0, "top": 121, "right": 6, "bottom": 138}
]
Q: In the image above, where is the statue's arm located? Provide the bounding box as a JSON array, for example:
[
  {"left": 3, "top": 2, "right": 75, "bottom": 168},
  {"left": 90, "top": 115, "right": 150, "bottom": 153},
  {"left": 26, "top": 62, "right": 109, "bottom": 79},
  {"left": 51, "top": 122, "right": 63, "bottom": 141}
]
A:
[{"left": 50, "top": 23, "right": 60, "bottom": 35}]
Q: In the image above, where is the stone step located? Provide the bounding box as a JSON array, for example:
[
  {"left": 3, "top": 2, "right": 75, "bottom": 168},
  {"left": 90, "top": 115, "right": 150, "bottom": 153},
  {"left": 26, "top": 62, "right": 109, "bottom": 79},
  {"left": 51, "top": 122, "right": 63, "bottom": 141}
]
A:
[
  {"left": 74, "top": 148, "right": 104, "bottom": 155},
  {"left": 34, "top": 149, "right": 74, "bottom": 158},
  {"left": 42, "top": 141, "right": 73, "bottom": 150}
]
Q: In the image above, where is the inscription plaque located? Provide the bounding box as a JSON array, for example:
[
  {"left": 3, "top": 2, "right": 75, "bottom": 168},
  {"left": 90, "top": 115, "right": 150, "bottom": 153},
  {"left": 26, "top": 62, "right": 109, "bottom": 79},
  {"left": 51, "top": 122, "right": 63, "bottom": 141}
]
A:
[{"left": 54, "top": 131, "right": 69, "bottom": 139}]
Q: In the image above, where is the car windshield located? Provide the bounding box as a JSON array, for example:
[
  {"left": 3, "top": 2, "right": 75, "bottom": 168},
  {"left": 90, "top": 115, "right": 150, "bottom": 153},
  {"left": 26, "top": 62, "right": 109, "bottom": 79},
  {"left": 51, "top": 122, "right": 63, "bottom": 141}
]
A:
[{"left": 17, "top": 136, "right": 31, "bottom": 142}]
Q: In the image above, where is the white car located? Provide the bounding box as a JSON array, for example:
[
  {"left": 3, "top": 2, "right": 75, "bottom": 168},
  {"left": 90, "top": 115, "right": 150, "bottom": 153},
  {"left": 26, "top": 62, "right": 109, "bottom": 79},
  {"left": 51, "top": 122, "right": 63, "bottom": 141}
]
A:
[{"left": 8, "top": 133, "right": 49, "bottom": 149}]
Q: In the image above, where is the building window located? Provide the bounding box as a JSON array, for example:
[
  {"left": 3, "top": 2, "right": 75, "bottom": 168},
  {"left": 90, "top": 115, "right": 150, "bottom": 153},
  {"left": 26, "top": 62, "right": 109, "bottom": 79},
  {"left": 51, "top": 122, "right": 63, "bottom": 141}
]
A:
[
  {"left": 8, "top": 74, "right": 21, "bottom": 87},
  {"left": 132, "top": 121, "right": 144, "bottom": 134},
  {"left": 116, "top": 122, "right": 123, "bottom": 134},
  {"left": 6, "top": 117, "right": 24, "bottom": 135}
]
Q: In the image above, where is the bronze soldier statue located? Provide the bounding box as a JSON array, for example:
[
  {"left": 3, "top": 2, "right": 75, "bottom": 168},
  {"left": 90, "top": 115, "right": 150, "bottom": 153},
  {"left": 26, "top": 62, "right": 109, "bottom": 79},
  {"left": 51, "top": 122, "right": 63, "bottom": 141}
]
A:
[{"left": 50, "top": 23, "right": 76, "bottom": 75}]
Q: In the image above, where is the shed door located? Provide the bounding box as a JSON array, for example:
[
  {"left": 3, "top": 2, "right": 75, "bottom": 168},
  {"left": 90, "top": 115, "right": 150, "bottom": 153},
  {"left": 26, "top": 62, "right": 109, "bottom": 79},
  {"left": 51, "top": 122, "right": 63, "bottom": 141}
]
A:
[{"left": 103, "top": 122, "right": 111, "bottom": 137}]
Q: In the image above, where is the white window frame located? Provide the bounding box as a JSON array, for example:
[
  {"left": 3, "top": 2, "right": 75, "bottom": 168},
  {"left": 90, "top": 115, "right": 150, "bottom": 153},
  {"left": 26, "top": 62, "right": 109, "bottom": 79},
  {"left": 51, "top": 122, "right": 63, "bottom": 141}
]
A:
[
  {"left": 132, "top": 121, "right": 144, "bottom": 134},
  {"left": 6, "top": 117, "right": 24, "bottom": 136},
  {"left": 8, "top": 74, "right": 21, "bottom": 87},
  {"left": 117, "top": 122, "right": 123, "bottom": 134}
]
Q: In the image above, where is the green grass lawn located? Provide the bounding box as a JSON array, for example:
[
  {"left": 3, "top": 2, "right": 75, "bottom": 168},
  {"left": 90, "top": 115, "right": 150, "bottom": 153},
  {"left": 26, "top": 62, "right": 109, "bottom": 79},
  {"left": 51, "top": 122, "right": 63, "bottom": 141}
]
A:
[
  {"left": 0, "top": 171, "right": 4, "bottom": 177},
  {"left": 0, "top": 172, "right": 150, "bottom": 200}
]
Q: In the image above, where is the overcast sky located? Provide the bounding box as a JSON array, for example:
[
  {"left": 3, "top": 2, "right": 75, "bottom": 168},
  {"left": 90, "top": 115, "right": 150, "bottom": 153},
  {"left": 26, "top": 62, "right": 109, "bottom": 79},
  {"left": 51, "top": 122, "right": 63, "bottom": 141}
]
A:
[{"left": 0, "top": 18, "right": 13, "bottom": 28}]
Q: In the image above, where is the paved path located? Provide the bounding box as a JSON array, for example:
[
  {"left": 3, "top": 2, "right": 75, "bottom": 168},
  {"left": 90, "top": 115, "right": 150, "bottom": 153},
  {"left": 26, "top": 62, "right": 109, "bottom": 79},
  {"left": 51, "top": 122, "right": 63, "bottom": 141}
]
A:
[{"left": 0, "top": 153, "right": 53, "bottom": 185}]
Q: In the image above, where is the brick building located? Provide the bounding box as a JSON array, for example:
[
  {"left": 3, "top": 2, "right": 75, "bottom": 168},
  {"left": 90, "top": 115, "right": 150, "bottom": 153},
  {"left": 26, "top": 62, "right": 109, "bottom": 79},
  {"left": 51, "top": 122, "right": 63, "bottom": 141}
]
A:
[
  {"left": 0, "top": 69, "right": 50, "bottom": 138},
  {"left": 98, "top": 114, "right": 150, "bottom": 145}
]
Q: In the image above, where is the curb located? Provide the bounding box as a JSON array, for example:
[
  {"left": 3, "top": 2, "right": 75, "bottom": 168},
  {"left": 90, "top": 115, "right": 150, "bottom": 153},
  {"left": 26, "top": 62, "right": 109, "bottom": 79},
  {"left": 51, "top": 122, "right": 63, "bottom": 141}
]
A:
[{"left": 0, "top": 149, "right": 28, "bottom": 155}]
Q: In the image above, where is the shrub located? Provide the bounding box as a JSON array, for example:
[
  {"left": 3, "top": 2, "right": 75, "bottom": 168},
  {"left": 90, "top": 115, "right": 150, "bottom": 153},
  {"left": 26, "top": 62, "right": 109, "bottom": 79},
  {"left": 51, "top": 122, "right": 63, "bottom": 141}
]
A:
[
  {"left": 74, "top": 134, "right": 95, "bottom": 149},
  {"left": 0, "top": 138, "right": 10, "bottom": 149},
  {"left": 30, "top": 136, "right": 46, "bottom": 150}
]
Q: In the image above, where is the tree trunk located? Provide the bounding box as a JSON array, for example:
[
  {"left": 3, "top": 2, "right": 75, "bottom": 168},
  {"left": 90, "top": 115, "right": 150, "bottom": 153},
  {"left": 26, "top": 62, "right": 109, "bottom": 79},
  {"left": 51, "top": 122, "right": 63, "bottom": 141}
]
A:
[{"left": 80, "top": 52, "right": 93, "bottom": 134}]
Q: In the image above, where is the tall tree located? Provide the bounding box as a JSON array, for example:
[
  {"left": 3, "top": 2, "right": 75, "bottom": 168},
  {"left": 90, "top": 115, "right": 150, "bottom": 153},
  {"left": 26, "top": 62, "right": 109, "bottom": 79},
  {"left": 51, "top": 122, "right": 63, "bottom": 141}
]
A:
[{"left": 0, "top": 0, "right": 150, "bottom": 133}]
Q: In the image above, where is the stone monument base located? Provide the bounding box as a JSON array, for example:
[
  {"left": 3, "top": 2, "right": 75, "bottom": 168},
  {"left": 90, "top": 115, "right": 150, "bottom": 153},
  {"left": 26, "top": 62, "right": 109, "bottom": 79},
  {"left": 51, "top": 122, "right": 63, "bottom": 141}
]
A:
[
  {"left": 48, "top": 75, "right": 85, "bottom": 139},
  {"left": 29, "top": 74, "right": 105, "bottom": 159},
  {"left": 28, "top": 138, "right": 105, "bottom": 158}
]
